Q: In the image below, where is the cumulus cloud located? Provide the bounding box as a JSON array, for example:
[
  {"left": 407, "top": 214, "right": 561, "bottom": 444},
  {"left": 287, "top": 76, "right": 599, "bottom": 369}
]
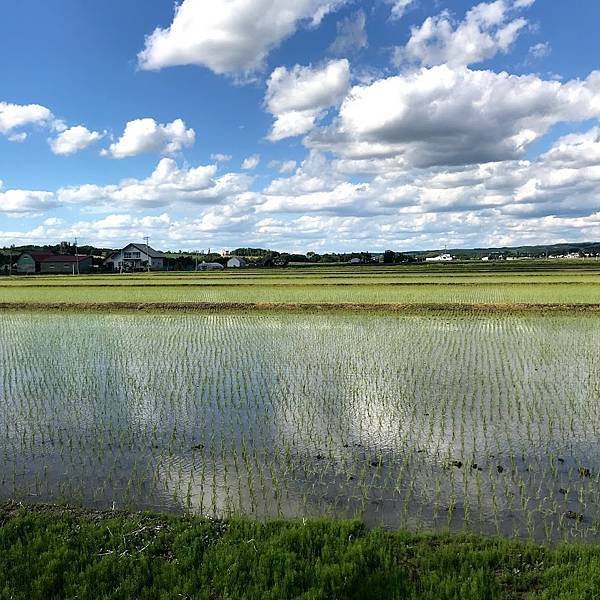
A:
[
  {"left": 226, "top": 127, "right": 595, "bottom": 249},
  {"left": 49, "top": 125, "right": 105, "bottom": 156},
  {"left": 0, "top": 101, "right": 53, "bottom": 136},
  {"left": 57, "top": 158, "right": 251, "bottom": 210},
  {"left": 307, "top": 66, "right": 600, "bottom": 168},
  {"left": 279, "top": 160, "right": 298, "bottom": 173},
  {"left": 0, "top": 189, "right": 58, "bottom": 215},
  {"left": 329, "top": 11, "right": 367, "bottom": 55},
  {"left": 241, "top": 155, "right": 261, "bottom": 170},
  {"left": 103, "top": 118, "right": 195, "bottom": 158},
  {"left": 138, "top": 0, "right": 347, "bottom": 75},
  {"left": 394, "top": 0, "right": 532, "bottom": 68},
  {"left": 266, "top": 59, "right": 350, "bottom": 141},
  {"left": 387, "top": 0, "right": 415, "bottom": 20}
]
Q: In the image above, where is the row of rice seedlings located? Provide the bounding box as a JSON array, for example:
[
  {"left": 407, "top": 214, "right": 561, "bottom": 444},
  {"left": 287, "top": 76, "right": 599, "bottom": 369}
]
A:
[{"left": 0, "top": 277, "right": 598, "bottom": 304}]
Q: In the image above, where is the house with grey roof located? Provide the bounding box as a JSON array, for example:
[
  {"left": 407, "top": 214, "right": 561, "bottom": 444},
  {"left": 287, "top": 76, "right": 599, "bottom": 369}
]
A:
[{"left": 104, "top": 243, "right": 165, "bottom": 272}]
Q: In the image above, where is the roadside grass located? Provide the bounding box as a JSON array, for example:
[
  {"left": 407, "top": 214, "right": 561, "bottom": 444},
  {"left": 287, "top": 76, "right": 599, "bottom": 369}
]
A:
[{"left": 1, "top": 505, "right": 600, "bottom": 599}]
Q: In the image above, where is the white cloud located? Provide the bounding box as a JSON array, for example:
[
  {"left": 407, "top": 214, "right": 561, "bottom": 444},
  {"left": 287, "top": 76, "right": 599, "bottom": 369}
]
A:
[
  {"left": 3, "top": 133, "right": 600, "bottom": 250},
  {"left": 329, "top": 11, "right": 367, "bottom": 55},
  {"left": 529, "top": 42, "right": 551, "bottom": 59},
  {"left": 279, "top": 160, "right": 298, "bottom": 173},
  {"left": 104, "top": 118, "right": 195, "bottom": 158},
  {"left": 138, "top": 0, "right": 347, "bottom": 76},
  {"left": 0, "top": 101, "right": 53, "bottom": 136},
  {"left": 8, "top": 132, "right": 28, "bottom": 143},
  {"left": 266, "top": 59, "right": 350, "bottom": 141},
  {"left": 0, "top": 189, "right": 58, "bottom": 215},
  {"left": 387, "top": 0, "right": 415, "bottom": 20},
  {"left": 49, "top": 125, "right": 105, "bottom": 156},
  {"left": 242, "top": 155, "right": 261, "bottom": 170},
  {"left": 307, "top": 66, "right": 600, "bottom": 168},
  {"left": 210, "top": 153, "right": 232, "bottom": 162},
  {"left": 394, "top": 0, "right": 532, "bottom": 68},
  {"left": 57, "top": 158, "right": 251, "bottom": 210},
  {"left": 281, "top": 126, "right": 600, "bottom": 220}
]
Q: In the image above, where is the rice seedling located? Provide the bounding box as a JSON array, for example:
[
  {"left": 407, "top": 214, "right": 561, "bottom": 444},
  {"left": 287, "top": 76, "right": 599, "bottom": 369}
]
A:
[{"left": 0, "top": 308, "right": 597, "bottom": 543}]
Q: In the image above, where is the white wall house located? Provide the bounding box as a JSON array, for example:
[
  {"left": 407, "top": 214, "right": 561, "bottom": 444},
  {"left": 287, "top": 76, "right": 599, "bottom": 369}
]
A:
[
  {"left": 104, "top": 243, "right": 165, "bottom": 271},
  {"left": 227, "top": 257, "right": 248, "bottom": 268}
]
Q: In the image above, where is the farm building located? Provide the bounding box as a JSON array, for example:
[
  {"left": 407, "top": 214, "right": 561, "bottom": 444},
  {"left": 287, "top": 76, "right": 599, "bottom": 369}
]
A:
[
  {"left": 16, "top": 252, "right": 56, "bottom": 274},
  {"left": 196, "top": 262, "right": 224, "bottom": 271},
  {"left": 104, "top": 243, "right": 165, "bottom": 272},
  {"left": 40, "top": 255, "right": 93, "bottom": 274},
  {"left": 227, "top": 257, "right": 248, "bottom": 268},
  {"left": 16, "top": 252, "right": 94, "bottom": 274},
  {"left": 425, "top": 254, "right": 453, "bottom": 262}
]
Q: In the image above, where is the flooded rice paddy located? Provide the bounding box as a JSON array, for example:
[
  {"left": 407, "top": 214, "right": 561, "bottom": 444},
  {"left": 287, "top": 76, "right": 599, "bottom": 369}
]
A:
[{"left": 1, "top": 310, "right": 599, "bottom": 542}]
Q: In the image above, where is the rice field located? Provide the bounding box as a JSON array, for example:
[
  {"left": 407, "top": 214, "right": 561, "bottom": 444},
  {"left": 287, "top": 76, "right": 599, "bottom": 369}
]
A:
[
  {"left": 0, "top": 266, "right": 598, "bottom": 305},
  {"left": 1, "top": 309, "right": 599, "bottom": 543}
]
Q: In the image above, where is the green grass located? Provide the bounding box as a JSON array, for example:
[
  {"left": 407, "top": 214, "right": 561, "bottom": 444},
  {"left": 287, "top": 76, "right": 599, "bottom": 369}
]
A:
[{"left": 1, "top": 505, "right": 600, "bottom": 599}]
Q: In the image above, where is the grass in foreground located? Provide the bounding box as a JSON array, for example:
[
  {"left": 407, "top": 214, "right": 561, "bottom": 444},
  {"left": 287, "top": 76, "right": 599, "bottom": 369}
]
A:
[{"left": 1, "top": 505, "right": 600, "bottom": 599}]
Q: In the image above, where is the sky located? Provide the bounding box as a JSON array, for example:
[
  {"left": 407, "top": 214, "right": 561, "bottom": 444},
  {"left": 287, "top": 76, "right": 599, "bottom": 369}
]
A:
[{"left": 0, "top": 0, "right": 599, "bottom": 252}]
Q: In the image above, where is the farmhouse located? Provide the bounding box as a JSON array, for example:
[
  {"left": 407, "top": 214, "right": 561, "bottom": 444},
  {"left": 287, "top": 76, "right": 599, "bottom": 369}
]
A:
[
  {"left": 227, "top": 257, "right": 248, "bottom": 268},
  {"left": 104, "top": 243, "right": 165, "bottom": 272},
  {"left": 16, "top": 252, "right": 93, "bottom": 274}
]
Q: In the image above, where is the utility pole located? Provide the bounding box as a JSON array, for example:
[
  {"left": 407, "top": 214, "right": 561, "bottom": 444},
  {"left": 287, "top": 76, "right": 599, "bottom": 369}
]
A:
[
  {"left": 195, "top": 250, "right": 199, "bottom": 272},
  {"left": 9, "top": 244, "right": 15, "bottom": 276},
  {"left": 144, "top": 236, "right": 150, "bottom": 272},
  {"left": 74, "top": 237, "right": 80, "bottom": 275}
]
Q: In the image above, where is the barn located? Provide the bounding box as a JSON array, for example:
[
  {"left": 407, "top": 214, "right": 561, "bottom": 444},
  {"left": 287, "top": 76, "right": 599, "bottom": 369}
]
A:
[
  {"left": 40, "top": 255, "right": 93, "bottom": 274},
  {"left": 16, "top": 252, "right": 56, "bottom": 274}
]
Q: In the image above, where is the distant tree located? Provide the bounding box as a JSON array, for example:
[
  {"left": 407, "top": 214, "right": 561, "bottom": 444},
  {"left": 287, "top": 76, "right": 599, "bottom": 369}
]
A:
[{"left": 383, "top": 250, "right": 395, "bottom": 264}]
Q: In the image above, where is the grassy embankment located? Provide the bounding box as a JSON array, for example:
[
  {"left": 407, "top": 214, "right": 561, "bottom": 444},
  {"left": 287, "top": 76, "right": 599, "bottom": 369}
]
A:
[{"left": 2, "top": 503, "right": 600, "bottom": 599}]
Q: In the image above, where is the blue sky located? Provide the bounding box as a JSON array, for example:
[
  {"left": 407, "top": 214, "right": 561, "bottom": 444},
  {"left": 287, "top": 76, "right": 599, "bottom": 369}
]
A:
[{"left": 1, "top": 0, "right": 599, "bottom": 251}]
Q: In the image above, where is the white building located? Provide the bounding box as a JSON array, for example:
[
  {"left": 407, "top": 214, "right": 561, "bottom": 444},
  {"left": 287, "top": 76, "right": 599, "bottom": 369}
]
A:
[
  {"left": 227, "top": 257, "right": 248, "bottom": 268},
  {"left": 425, "top": 253, "right": 453, "bottom": 262},
  {"left": 104, "top": 243, "right": 165, "bottom": 272}
]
